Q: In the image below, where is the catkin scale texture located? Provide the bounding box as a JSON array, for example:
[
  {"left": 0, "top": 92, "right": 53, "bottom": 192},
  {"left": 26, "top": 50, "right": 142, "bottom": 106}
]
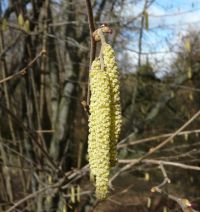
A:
[
  {"left": 102, "top": 44, "right": 122, "bottom": 166},
  {"left": 88, "top": 59, "right": 111, "bottom": 199}
]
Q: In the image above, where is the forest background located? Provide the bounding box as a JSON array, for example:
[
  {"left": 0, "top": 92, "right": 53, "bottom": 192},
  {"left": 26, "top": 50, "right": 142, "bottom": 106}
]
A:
[{"left": 0, "top": 0, "right": 200, "bottom": 211}]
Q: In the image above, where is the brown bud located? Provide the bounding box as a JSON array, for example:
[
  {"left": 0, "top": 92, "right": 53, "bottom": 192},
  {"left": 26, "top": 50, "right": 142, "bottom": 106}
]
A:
[{"left": 92, "top": 31, "right": 101, "bottom": 42}]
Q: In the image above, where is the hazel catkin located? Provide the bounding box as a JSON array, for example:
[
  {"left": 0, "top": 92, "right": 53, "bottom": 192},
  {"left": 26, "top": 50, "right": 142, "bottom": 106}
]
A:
[
  {"left": 88, "top": 58, "right": 111, "bottom": 199},
  {"left": 102, "top": 44, "right": 122, "bottom": 166},
  {"left": 88, "top": 43, "right": 122, "bottom": 199}
]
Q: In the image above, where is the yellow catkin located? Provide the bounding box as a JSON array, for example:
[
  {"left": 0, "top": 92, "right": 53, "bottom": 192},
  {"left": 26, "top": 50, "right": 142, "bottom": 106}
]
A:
[
  {"left": 88, "top": 58, "right": 111, "bottom": 199},
  {"left": 102, "top": 44, "right": 122, "bottom": 166}
]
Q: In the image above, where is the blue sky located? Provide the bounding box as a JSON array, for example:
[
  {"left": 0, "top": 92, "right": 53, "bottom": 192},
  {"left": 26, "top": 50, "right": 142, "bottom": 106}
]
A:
[
  {"left": 1, "top": 0, "right": 8, "bottom": 12},
  {"left": 124, "top": 0, "right": 200, "bottom": 74}
]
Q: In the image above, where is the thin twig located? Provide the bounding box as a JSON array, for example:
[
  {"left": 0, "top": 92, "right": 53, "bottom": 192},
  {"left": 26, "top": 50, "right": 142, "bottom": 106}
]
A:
[
  {"left": 36, "top": 129, "right": 54, "bottom": 133},
  {"left": 119, "top": 159, "right": 200, "bottom": 171},
  {"left": 151, "top": 163, "right": 170, "bottom": 192},
  {"left": 85, "top": 0, "right": 96, "bottom": 66},
  {"left": 118, "top": 129, "right": 200, "bottom": 148},
  {"left": 6, "top": 174, "right": 66, "bottom": 212},
  {"left": 85, "top": 0, "right": 96, "bottom": 105},
  {"left": 110, "top": 110, "right": 200, "bottom": 187},
  {"left": 0, "top": 49, "right": 46, "bottom": 84},
  {"left": 0, "top": 102, "right": 57, "bottom": 171},
  {"left": 6, "top": 165, "right": 89, "bottom": 211},
  {"left": 150, "top": 164, "right": 193, "bottom": 212},
  {"left": 147, "top": 109, "right": 200, "bottom": 155},
  {"left": 6, "top": 187, "right": 52, "bottom": 212}
]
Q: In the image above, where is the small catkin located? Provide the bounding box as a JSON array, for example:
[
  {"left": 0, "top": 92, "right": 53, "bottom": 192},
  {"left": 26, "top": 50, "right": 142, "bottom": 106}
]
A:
[
  {"left": 102, "top": 44, "right": 122, "bottom": 166},
  {"left": 88, "top": 58, "right": 111, "bottom": 199}
]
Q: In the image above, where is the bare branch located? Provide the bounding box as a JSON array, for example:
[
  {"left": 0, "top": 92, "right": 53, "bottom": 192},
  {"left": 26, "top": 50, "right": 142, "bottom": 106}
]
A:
[
  {"left": 0, "top": 50, "right": 46, "bottom": 84},
  {"left": 85, "top": 0, "right": 96, "bottom": 105},
  {"left": 119, "top": 159, "right": 200, "bottom": 171}
]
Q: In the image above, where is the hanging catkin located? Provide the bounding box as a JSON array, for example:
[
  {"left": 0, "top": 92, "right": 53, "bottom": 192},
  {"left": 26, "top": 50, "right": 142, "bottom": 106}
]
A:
[
  {"left": 102, "top": 44, "right": 122, "bottom": 166},
  {"left": 88, "top": 58, "right": 111, "bottom": 199}
]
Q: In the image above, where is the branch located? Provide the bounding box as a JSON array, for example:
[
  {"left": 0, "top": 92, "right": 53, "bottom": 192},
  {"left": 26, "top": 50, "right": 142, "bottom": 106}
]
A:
[
  {"left": 0, "top": 49, "right": 46, "bottom": 84},
  {"left": 150, "top": 164, "right": 194, "bottom": 212},
  {"left": 85, "top": 0, "right": 96, "bottom": 106},
  {"left": 6, "top": 165, "right": 89, "bottom": 212},
  {"left": 6, "top": 187, "right": 52, "bottom": 212},
  {"left": 151, "top": 163, "right": 171, "bottom": 192},
  {"left": 147, "top": 109, "right": 200, "bottom": 155},
  {"left": 6, "top": 178, "right": 63, "bottom": 212},
  {"left": 0, "top": 102, "right": 57, "bottom": 172},
  {"left": 110, "top": 110, "right": 200, "bottom": 187},
  {"left": 118, "top": 129, "right": 200, "bottom": 148},
  {"left": 85, "top": 0, "right": 95, "bottom": 66},
  {"left": 138, "top": 0, "right": 148, "bottom": 67},
  {"left": 119, "top": 159, "right": 200, "bottom": 171}
]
